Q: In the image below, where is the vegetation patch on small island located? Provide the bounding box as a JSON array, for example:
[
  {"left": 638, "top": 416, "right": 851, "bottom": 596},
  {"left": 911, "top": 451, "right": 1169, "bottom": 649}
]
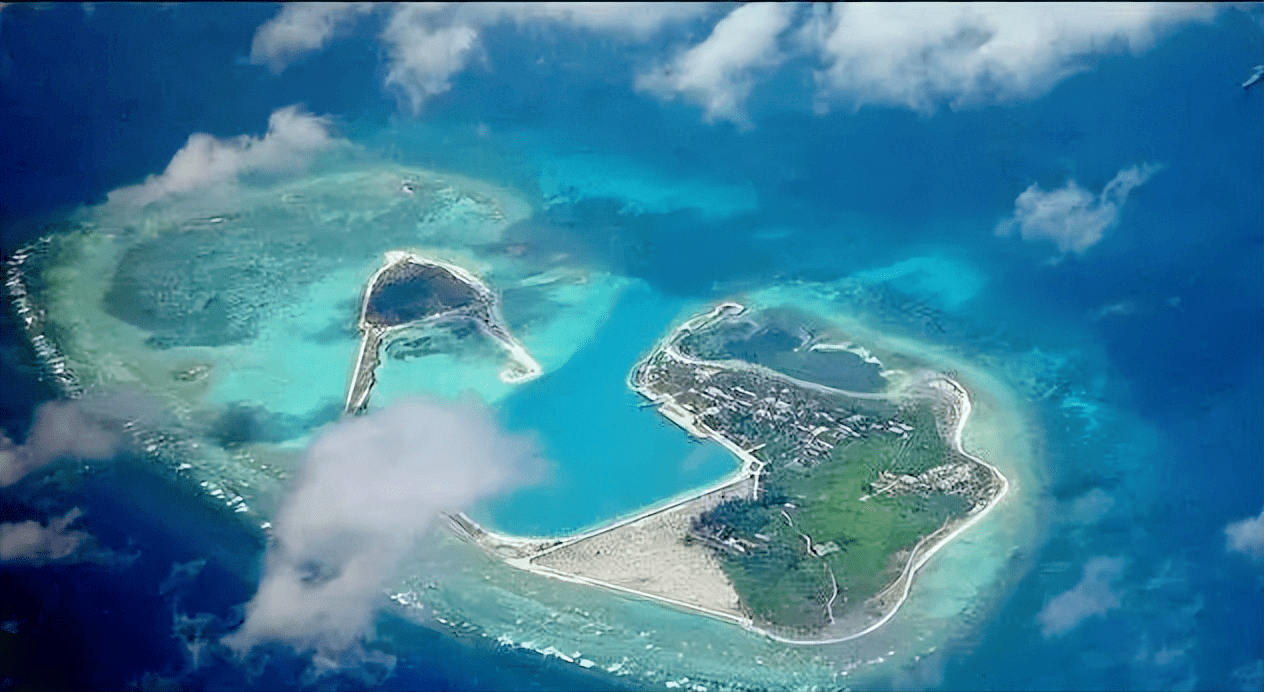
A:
[{"left": 344, "top": 251, "right": 542, "bottom": 413}]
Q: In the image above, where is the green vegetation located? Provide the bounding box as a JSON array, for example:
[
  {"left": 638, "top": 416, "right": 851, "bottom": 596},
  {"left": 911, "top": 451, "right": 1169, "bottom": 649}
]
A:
[
  {"left": 695, "top": 401, "right": 968, "bottom": 633},
  {"left": 773, "top": 431, "right": 966, "bottom": 615},
  {"left": 646, "top": 305, "right": 997, "bottom": 634}
]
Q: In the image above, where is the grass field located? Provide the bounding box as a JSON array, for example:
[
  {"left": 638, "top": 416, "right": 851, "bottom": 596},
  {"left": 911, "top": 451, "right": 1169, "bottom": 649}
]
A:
[{"left": 701, "top": 401, "right": 968, "bottom": 632}]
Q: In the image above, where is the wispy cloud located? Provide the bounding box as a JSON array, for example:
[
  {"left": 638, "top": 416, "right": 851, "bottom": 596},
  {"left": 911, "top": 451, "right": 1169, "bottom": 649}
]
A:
[
  {"left": 637, "top": 3, "right": 797, "bottom": 128},
  {"left": 159, "top": 557, "right": 208, "bottom": 596},
  {"left": 805, "top": 3, "right": 1217, "bottom": 114},
  {"left": 0, "top": 508, "right": 91, "bottom": 564},
  {"left": 477, "top": 2, "right": 711, "bottom": 38},
  {"left": 1065, "top": 488, "right": 1115, "bottom": 525},
  {"left": 249, "top": 2, "right": 711, "bottom": 115},
  {"left": 1038, "top": 556, "right": 1126, "bottom": 637},
  {"left": 0, "top": 400, "right": 124, "bottom": 488},
  {"left": 249, "top": 2, "right": 375, "bottom": 74},
  {"left": 996, "top": 164, "right": 1162, "bottom": 256},
  {"left": 0, "top": 506, "right": 133, "bottom": 567},
  {"left": 1231, "top": 659, "right": 1264, "bottom": 692},
  {"left": 1225, "top": 507, "right": 1264, "bottom": 561},
  {"left": 222, "top": 396, "right": 540, "bottom": 660},
  {"left": 106, "top": 105, "right": 340, "bottom": 210},
  {"left": 379, "top": 3, "right": 710, "bottom": 114},
  {"left": 380, "top": 6, "right": 482, "bottom": 116},
  {"left": 0, "top": 395, "right": 156, "bottom": 566}
]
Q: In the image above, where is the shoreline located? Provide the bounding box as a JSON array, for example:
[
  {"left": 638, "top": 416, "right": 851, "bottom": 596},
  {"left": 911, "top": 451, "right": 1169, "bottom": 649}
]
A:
[
  {"left": 345, "top": 251, "right": 543, "bottom": 413},
  {"left": 450, "top": 301, "right": 1011, "bottom": 645},
  {"left": 761, "top": 376, "right": 1011, "bottom": 645}
]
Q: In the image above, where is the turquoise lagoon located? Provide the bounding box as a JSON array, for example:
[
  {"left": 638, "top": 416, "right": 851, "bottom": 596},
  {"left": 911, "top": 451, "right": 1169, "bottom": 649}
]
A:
[{"left": 485, "top": 282, "right": 739, "bottom": 537}]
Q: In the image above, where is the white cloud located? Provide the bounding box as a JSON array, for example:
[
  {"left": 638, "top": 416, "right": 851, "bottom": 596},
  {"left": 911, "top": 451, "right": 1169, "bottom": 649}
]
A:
[
  {"left": 1232, "top": 659, "right": 1264, "bottom": 692},
  {"left": 0, "top": 398, "right": 151, "bottom": 566},
  {"left": 222, "top": 396, "right": 540, "bottom": 658},
  {"left": 381, "top": 6, "right": 482, "bottom": 115},
  {"left": 0, "top": 399, "right": 123, "bottom": 488},
  {"left": 159, "top": 557, "right": 208, "bottom": 596},
  {"left": 341, "top": 3, "right": 710, "bottom": 114},
  {"left": 996, "top": 163, "right": 1162, "bottom": 255},
  {"left": 476, "top": 2, "right": 712, "bottom": 38},
  {"left": 637, "top": 3, "right": 797, "bottom": 128},
  {"left": 1038, "top": 556, "right": 1126, "bottom": 637},
  {"left": 249, "top": 2, "right": 375, "bottom": 74},
  {"left": 0, "top": 508, "right": 91, "bottom": 564},
  {"left": 106, "top": 105, "right": 339, "bottom": 209},
  {"left": 808, "top": 3, "right": 1217, "bottom": 113},
  {"left": 1225, "top": 507, "right": 1264, "bottom": 561},
  {"left": 0, "top": 506, "right": 128, "bottom": 567}
]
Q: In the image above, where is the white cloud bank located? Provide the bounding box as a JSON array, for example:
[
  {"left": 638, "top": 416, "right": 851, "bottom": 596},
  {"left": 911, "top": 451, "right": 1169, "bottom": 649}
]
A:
[
  {"left": 223, "top": 397, "right": 540, "bottom": 658},
  {"left": 249, "top": 2, "right": 375, "bottom": 74},
  {"left": 637, "top": 3, "right": 797, "bottom": 128},
  {"left": 106, "top": 105, "right": 338, "bottom": 210},
  {"left": 1225, "top": 507, "right": 1264, "bottom": 561},
  {"left": 806, "top": 3, "right": 1217, "bottom": 113},
  {"left": 246, "top": 3, "right": 1219, "bottom": 125},
  {"left": 996, "top": 164, "right": 1162, "bottom": 256},
  {"left": 1038, "top": 556, "right": 1126, "bottom": 638}
]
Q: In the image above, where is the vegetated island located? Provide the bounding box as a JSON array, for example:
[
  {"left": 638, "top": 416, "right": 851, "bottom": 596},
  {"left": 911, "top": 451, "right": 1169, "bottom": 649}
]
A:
[
  {"left": 447, "top": 302, "right": 1009, "bottom": 643},
  {"left": 345, "top": 251, "right": 542, "bottom": 413}
]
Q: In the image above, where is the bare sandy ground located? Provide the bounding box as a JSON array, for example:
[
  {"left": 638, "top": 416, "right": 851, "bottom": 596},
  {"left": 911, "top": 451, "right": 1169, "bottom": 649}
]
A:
[{"left": 531, "top": 480, "right": 754, "bottom": 621}]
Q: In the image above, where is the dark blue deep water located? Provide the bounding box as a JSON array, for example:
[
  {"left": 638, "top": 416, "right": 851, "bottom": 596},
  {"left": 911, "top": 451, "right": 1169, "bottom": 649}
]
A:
[{"left": 1, "top": 3, "right": 1260, "bottom": 690}]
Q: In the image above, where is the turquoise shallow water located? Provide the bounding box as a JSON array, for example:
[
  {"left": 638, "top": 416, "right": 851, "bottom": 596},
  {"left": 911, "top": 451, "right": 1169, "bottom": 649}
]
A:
[{"left": 482, "top": 282, "right": 738, "bottom": 536}]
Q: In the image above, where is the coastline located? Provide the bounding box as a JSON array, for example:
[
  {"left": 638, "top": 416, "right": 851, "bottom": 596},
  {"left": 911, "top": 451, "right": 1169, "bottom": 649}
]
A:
[
  {"left": 449, "top": 300, "right": 1011, "bottom": 645},
  {"left": 8, "top": 219, "right": 1014, "bottom": 649},
  {"left": 761, "top": 376, "right": 1011, "bottom": 645},
  {"left": 345, "top": 250, "right": 543, "bottom": 413}
]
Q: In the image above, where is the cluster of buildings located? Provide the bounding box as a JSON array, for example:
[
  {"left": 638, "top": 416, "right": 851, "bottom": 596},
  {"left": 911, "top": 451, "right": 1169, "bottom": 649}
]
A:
[
  {"left": 867, "top": 461, "right": 994, "bottom": 506},
  {"left": 638, "top": 350, "right": 911, "bottom": 472}
]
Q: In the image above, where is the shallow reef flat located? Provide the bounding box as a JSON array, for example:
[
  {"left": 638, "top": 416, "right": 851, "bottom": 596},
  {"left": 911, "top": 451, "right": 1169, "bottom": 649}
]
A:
[
  {"left": 3, "top": 163, "right": 615, "bottom": 525},
  {"left": 7, "top": 160, "right": 1041, "bottom": 690}
]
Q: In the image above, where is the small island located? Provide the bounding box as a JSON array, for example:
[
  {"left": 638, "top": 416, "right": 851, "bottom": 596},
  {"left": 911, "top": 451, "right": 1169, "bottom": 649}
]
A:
[
  {"left": 448, "top": 302, "right": 1008, "bottom": 643},
  {"left": 345, "top": 251, "right": 542, "bottom": 413}
]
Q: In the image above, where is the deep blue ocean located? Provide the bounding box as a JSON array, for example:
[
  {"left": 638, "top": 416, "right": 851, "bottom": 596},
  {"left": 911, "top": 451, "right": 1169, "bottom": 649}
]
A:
[{"left": 1, "top": 4, "right": 1260, "bottom": 690}]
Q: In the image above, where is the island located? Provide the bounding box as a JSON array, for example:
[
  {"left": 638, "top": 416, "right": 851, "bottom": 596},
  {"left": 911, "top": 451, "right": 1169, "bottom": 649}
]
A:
[
  {"left": 344, "top": 251, "right": 542, "bottom": 413},
  {"left": 447, "top": 302, "right": 1008, "bottom": 643}
]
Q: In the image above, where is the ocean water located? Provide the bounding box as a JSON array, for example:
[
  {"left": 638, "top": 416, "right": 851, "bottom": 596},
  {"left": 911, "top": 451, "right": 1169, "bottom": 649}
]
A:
[
  {"left": 1, "top": 4, "right": 1261, "bottom": 691},
  {"left": 487, "top": 282, "right": 739, "bottom": 537}
]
